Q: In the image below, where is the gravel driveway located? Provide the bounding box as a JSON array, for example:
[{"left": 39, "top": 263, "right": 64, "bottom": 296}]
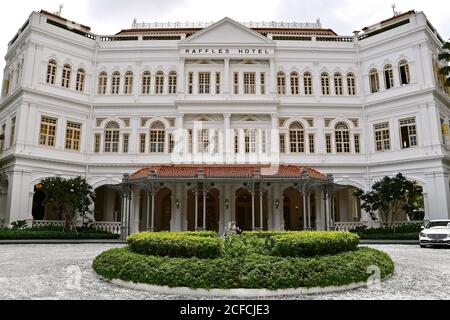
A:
[{"left": 0, "top": 244, "right": 449, "bottom": 300}]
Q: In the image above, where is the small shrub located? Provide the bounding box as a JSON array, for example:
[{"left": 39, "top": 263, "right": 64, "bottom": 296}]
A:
[
  {"left": 127, "top": 232, "right": 222, "bottom": 259},
  {"left": 271, "top": 231, "right": 360, "bottom": 257},
  {"left": 10, "top": 220, "right": 28, "bottom": 230},
  {"left": 0, "top": 229, "right": 120, "bottom": 240}
]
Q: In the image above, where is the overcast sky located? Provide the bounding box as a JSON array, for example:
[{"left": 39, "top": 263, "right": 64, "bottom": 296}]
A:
[{"left": 1, "top": 0, "right": 449, "bottom": 72}]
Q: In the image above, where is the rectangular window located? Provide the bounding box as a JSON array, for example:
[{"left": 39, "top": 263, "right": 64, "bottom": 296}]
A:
[
  {"left": 374, "top": 122, "right": 390, "bottom": 152},
  {"left": 262, "top": 130, "right": 267, "bottom": 153},
  {"left": 325, "top": 134, "right": 332, "bottom": 153},
  {"left": 65, "top": 121, "right": 81, "bottom": 151},
  {"left": 244, "top": 129, "right": 257, "bottom": 153},
  {"left": 399, "top": 118, "right": 417, "bottom": 149},
  {"left": 169, "top": 133, "right": 175, "bottom": 153},
  {"left": 260, "top": 73, "right": 265, "bottom": 95},
  {"left": 188, "top": 72, "right": 193, "bottom": 94},
  {"left": 233, "top": 72, "right": 239, "bottom": 95},
  {"left": 309, "top": 134, "right": 315, "bottom": 153},
  {"left": 215, "top": 72, "right": 221, "bottom": 94},
  {"left": 234, "top": 130, "right": 239, "bottom": 154},
  {"left": 9, "top": 117, "right": 16, "bottom": 147},
  {"left": 213, "top": 130, "right": 220, "bottom": 154},
  {"left": 39, "top": 116, "right": 57, "bottom": 147},
  {"left": 150, "top": 130, "right": 164, "bottom": 153},
  {"left": 354, "top": 134, "right": 360, "bottom": 153},
  {"left": 243, "top": 72, "right": 256, "bottom": 94},
  {"left": 198, "top": 72, "right": 210, "bottom": 94},
  {"left": 123, "top": 133, "right": 129, "bottom": 153},
  {"left": 94, "top": 134, "right": 100, "bottom": 153},
  {"left": 304, "top": 74, "right": 313, "bottom": 95},
  {"left": 198, "top": 129, "right": 209, "bottom": 153},
  {"left": 280, "top": 134, "right": 285, "bottom": 153},
  {"left": 0, "top": 124, "right": 5, "bottom": 151},
  {"left": 140, "top": 134, "right": 146, "bottom": 153},
  {"left": 188, "top": 129, "right": 193, "bottom": 153}
]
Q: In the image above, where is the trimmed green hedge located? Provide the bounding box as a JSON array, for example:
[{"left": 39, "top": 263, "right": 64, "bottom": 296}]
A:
[
  {"left": 0, "top": 229, "right": 120, "bottom": 240},
  {"left": 93, "top": 247, "right": 394, "bottom": 290},
  {"left": 351, "top": 224, "right": 421, "bottom": 240},
  {"left": 127, "top": 232, "right": 222, "bottom": 259},
  {"left": 270, "top": 231, "right": 360, "bottom": 257}
]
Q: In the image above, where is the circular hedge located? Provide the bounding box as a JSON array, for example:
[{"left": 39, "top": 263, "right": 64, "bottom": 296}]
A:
[{"left": 93, "top": 231, "right": 394, "bottom": 291}]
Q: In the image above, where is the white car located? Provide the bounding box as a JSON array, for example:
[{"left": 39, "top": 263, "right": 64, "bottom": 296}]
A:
[{"left": 419, "top": 220, "right": 450, "bottom": 248}]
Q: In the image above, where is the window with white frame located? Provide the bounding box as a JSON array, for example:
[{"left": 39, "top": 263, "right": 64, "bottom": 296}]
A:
[
  {"left": 303, "top": 72, "right": 313, "bottom": 95},
  {"left": 0, "top": 123, "right": 5, "bottom": 151},
  {"left": 187, "top": 72, "right": 193, "bottom": 94},
  {"left": 75, "top": 69, "right": 85, "bottom": 92},
  {"left": 334, "top": 72, "right": 343, "bottom": 95},
  {"left": 325, "top": 134, "right": 332, "bottom": 153},
  {"left": 198, "top": 72, "right": 210, "bottom": 94},
  {"left": 140, "top": 134, "right": 146, "bottom": 153},
  {"left": 39, "top": 116, "right": 57, "bottom": 147},
  {"left": 65, "top": 121, "right": 81, "bottom": 151},
  {"left": 198, "top": 129, "right": 209, "bottom": 153},
  {"left": 374, "top": 122, "right": 391, "bottom": 152},
  {"left": 104, "top": 122, "right": 120, "bottom": 153},
  {"left": 234, "top": 129, "right": 240, "bottom": 154},
  {"left": 155, "top": 71, "right": 164, "bottom": 94},
  {"left": 260, "top": 72, "right": 266, "bottom": 95},
  {"left": 168, "top": 71, "right": 177, "bottom": 94},
  {"left": 335, "top": 122, "right": 350, "bottom": 153},
  {"left": 384, "top": 64, "right": 394, "bottom": 89},
  {"left": 46, "top": 60, "right": 57, "bottom": 84},
  {"left": 124, "top": 71, "right": 133, "bottom": 94},
  {"left": 399, "top": 60, "right": 410, "bottom": 85},
  {"left": 290, "top": 72, "right": 299, "bottom": 95},
  {"left": 188, "top": 129, "right": 193, "bottom": 153},
  {"left": 9, "top": 117, "right": 15, "bottom": 147},
  {"left": 321, "top": 72, "right": 330, "bottom": 95},
  {"left": 244, "top": 72, "right": 256, "bottom": 94},
  {"left": 369, "top": 68, "right": 380, "bottom": 93},
  {"left": 61, "top": 64, "right": 71, "bottom": 88},
  {"left": 308, "top": 134, "right": 315, "bottom": 153},
  {"left": 289, "top": 122, "right": 304, "bottom": 153},
  {"left": 233, "top": 72, "right": 239, "bottom": 94},
  {"left": 150, "top": 121, "right": 165, "bottom": 153},
  {"left": 94, "top": 134, "right": 100, "bottom": 153},
  {"left": 122, "top": 133, "right": 129, "bottom": 153},
  {"left": 280, "top": 134, "right": 286, "bottom": 153},
  {"left": 354, "top": 134, "right": 360, "bottom": 154},
  {"left": 399, "top": 117, "right": 417, "bottom": 149},
  {"left": 215, "top": 72, "right": 221, "bottom": 94},
  {"left": 244, "top": 129, "right": 257, "bottom": 153},
  {"left": 98, "top": 72, "right": 107, "bottom": 94},
  {"left": 142, "top": 71, "right": 151, "bottom": 94},
  {"left": 111, "top": 72, "right": 121, "bottom": 95},
  {"left": 347, "top": 72, "right": 356, "bottom": 95},
  {"left": 277, "top": 72, "right": 286, "bottom": 95}
]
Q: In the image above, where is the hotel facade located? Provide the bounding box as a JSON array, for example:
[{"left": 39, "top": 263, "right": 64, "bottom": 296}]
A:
[{"left": 0, "top": 10, "right": 449, "bottom": 235}]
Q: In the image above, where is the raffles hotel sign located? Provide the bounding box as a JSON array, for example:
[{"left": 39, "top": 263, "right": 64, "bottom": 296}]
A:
[{"left": 181, "top": 48, "right": 274, "bottom": 56}]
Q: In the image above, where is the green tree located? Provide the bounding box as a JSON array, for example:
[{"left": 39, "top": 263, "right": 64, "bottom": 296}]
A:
[
  {"left": 439, "top": 40, "right": 450, "bottom": 87},
  {"left": 40, "top": 176, "right": 95, "bottom": 231},
  {"left": 354, "top": 173, "right": 423, "bottom": 229}
]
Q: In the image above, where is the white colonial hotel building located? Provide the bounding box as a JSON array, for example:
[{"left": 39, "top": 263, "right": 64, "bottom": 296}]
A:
[{"left": 0, "top": 9, "right": 449, "bottom": 235}]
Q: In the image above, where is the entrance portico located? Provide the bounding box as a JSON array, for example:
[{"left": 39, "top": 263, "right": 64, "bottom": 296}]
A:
[{"left": 116, "top": 164, "right": 345, "bottom": 237}]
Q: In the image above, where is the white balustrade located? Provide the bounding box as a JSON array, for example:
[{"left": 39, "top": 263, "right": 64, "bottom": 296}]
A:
[{"left": 30, "top": 220, "right": 122, "bottom": 234}]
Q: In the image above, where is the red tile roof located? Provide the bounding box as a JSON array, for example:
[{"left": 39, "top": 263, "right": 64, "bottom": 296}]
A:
[{"left": 130, "top": 165, "right": 327, "bottom": 180}]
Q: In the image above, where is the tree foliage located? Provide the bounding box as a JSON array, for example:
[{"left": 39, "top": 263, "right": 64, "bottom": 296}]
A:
[
  {"left": 439, "top": 41, "right": 450, "bottom": 87},
  {"left": 40, "top": 176, "right": 95, "bottom": 231},
  {"left": 354, "top": 173, "right": 423, "bottom": 228}
]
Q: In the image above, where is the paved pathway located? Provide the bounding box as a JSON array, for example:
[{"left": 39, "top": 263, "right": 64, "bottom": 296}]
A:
[{"left": 0, "top": 244, "right": 449, "bottom": 300}]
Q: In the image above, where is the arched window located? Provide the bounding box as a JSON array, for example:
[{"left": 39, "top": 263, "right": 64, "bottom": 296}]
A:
[
  {"left": 111, "top": 71, "right": 121, "bottom": 95},
  {"left": 384, "top": 64, "right": 394, "bottom": 89},
  {"left": 277, "top": 72, "right": 286, "bottom": 95},
  {"left": 149, "top": 121, "right": 165, "bottom": 153},
  {"left": 98, "top": 72, "right": 107, "bottom": 95},
  {"left": 398, "top": 60, "right": 410, "bottom": 85},
  {"left": 290, "top": 72, "right": 299, "bottom": 95},
  {"left": 61, "top": 64, "right": 72, "bottom": 88},
  {"left": 104, "top": 122, "right": 120, "bottom": 153},
  {"left": 289, "top": 122, "right": 304, "bottom": 153},
  {"left": 334, "top": 72, "right": 343, "bottom": 95},
  {"left": 142, "top": 71, "right": 151, "bottom": 94},
  {"left": 75, "top": 68, "right": 85, "bottom": 92},
  {"left": 347, "top": 72, "right": 356, "bottom": 95},
  {"left": 155, "top": 71, "right": 164, "bottom": 94},
  {"left": 369, "top": 68, "right": 380, "bottom": 93},
  {"left": 124, "top": 71, "right": 133, "bottom": 94},
  {"left": 168, "top": 71, "right": 177, "bottom": 94},
  {"left": 303, "top": 72, "right": 313, "bottom": 95},
  {"left": 335, "top": 122, "right": 350, "bottom": 153},
  {"left": 321, "top": 72, "right": 330, "bottom": 95},
  {"left": 46, "top": 60, "right": 57, "bottom": 84}
]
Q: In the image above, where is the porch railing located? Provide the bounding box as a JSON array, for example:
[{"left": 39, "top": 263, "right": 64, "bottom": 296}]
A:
[
  {"left": 30, "top": 220, "right": 122, "bottom": 235},
  {"left": 334, "top": 222, "right": 366, "bottom": 232},
  {"left": 334, "top": 220, "right": 423, "bottom": 232}
]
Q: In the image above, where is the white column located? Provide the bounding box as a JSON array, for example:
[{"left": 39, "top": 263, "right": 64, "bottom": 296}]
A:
[
  {"left": 178, "top": 58, "right": 185, "bottom": 97},
  {"left": 194, "top": 191, "right": 199, "bottom": 230},
  {"left": 269, "top": 58, "right": 276, "bottom": 97},
  {"left": 425, "top": 171, "right": 450, "bottom": 220},
  {"left": 271, "top": 114, "right": 280, "bottom": 164},
  {"left": 203, "top": 190, "right": 207, "bottom": 230},
  {"left": 5, "top": 170, "right": 32, "bottom": 225},
  {"left": 251, "top": 190, "right": 255, "bottom": 230},
  {"left": 259, "top": 190, "right": 264, "bottom": 230},
  {"left": 131, "top": 188, "right": 140, "bottom": 234},
  {"left": 224, "top": 58, "right": 230, "bottom": 96},
  {"left": 307, "top": 193, "right": 311, "bottom": 229},
  {"left": 150, "top": 193, "right": 155, "bottom": 231},
  {"left": 146, "top": 192, "right": 151, "bottom": 231},
  {"left": 303, "top": 193, "right": 307, "bottom": 230},
  {"left": 224, "top": 113, "right": 232, "bottom": 163}
]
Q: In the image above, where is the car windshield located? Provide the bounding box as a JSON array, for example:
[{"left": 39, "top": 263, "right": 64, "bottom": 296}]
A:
[{"left": 426, "top": 221, "right": 450, "bottom": 228}]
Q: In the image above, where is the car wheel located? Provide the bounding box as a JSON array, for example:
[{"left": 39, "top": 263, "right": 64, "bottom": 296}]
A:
[{"left": 420, "top": 244, "right": 427, "bottom": 248}]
